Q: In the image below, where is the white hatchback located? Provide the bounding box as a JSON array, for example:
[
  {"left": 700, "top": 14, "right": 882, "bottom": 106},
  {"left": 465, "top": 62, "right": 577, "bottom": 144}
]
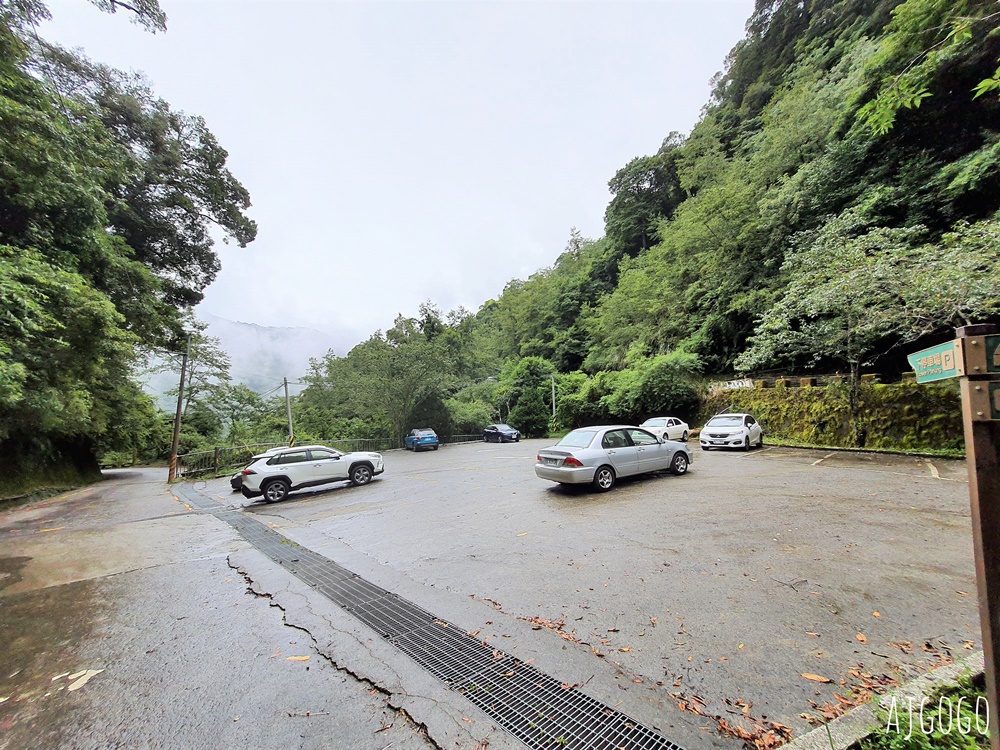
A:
[{"left": 699, "top": 413, "right": 763, "bottom": 451}]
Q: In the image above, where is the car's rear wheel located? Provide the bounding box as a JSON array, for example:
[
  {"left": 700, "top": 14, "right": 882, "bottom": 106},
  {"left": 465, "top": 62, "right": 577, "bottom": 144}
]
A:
[
  {"left": 262, "top": 479, "right": 289, "bottom": 503},
  {"left": 681, "top": 430, "right": 689, "bottom": 442},
  {"left": 758, "top": 434, "right": 764, "bottom": 448},
  {"left": 670, "top": 452, "right": 689, "bottom": 475},
  {"left": 350, "top": 464, "right": 373, "bottom": 486},
  {"left": 592, "top": 465, "right": 615, "bottom": 492},
  {"left": 433, "top": 445, "right": 439, "bottom": 450}
]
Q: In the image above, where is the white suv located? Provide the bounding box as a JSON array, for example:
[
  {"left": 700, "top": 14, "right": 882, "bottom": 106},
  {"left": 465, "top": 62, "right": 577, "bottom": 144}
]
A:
[
  {"left": 239, "top": 445, "right": 384, "bottom": 502},
  {"left": 699, "top": 413, "right": 763, "bottom": 451}
]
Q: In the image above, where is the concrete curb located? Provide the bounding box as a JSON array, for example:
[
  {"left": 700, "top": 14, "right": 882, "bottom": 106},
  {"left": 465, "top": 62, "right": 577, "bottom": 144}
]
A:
[{"left": 786, "top": 651, "right": 985, "bottom": 750}]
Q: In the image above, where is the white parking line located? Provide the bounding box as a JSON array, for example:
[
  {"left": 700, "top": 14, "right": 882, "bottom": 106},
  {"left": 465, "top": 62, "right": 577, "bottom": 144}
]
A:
[
  {"left": 926, "top": 461, "right": 941, "bottom": 479},
  {"left": 812, "top": 453, "right": 836, "bottom": 466}
]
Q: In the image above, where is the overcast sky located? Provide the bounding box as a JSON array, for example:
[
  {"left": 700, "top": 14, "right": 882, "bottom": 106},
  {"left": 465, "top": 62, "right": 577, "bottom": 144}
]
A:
[{"left": 42, "top": 0, "right": 754, "bottom": 352}]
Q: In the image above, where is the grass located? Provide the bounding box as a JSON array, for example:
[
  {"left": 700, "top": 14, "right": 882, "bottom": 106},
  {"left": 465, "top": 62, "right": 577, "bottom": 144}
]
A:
[{"left": 856, "top": 676, "right": 989, "bottom": 750}]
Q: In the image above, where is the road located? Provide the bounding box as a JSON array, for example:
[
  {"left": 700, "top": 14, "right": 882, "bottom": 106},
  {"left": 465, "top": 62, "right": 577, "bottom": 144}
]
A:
[{"left": 0, "top": 442, "right": 979, "bottom": 750}]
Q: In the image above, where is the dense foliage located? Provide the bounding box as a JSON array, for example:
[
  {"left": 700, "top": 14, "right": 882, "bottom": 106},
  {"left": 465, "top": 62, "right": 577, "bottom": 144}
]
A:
[
  {"left": 7, "top": 0, "right": 1000, "bottom": 486},
  {"left": 290, "top": 0, "right": 1000, "bottom": 446},
  {"left": 0, "top": 1, "right": 256, "bottom": 491}
]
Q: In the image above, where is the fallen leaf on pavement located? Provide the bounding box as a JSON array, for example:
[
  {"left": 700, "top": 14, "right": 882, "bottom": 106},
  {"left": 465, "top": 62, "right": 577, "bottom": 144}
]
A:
[
  {"left": 964, "top": 641, "right": 975, "bottom": 649},
  {"left": 516, "top": 532, "right": 528, "bottom": 537},
  {"left": 67, "top": 670, "right": 103, "bottom": 691},
  {"left": 801, "top": 673, "right": 833, "bottom": 683},
  {"left": 619, "top": 646, "right": 631, "bottom": 653},
  {"left": 873, "top": 611, "right": 881, "bottom": 617},
  {"left": 286, "top": 656, "right": 310, "bottom": 662},
  {"left": 806, "top": 632, "right": 820, "bottom": 637},
  {"left": 856, "top": 633, "right": 867, "bottom": 644}
]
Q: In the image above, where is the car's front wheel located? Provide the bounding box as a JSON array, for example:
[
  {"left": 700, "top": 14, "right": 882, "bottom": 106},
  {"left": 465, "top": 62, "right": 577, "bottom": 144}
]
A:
[
  {"left": 262, "top": 479, "right": 289, "bottom": 503},
  {"left": 350, "top": 464, "right": 373, "bottom": 486},
  {"left": 742, "top": 437, "right": 751, "bottom": 451},
  {"left": 670, "top": 452, "right": 689, "bottom": 475},
  {"left": 592, "top": 465, "right": 615, "bottom": 492}
]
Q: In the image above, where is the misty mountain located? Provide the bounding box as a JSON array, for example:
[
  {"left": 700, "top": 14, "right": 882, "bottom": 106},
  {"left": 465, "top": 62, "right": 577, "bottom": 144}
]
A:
[{"left": 143, "top": 313, "right": 353, "bottom": 407}]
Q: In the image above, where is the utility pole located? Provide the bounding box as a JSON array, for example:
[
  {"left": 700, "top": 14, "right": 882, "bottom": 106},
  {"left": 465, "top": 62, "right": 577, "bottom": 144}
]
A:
[
  {"left": 284, "top": 377, "right": 294, "bottom": 447},
  {"left": 167, "top": 335, "right": 191, "bottom": 482}
]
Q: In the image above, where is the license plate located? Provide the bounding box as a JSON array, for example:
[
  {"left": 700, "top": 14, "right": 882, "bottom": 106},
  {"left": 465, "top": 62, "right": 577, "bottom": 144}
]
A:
[
  {"left": 544, "top": 458, "right": 558, "bottom": 466},
  {"left": 711, "top": 440, "right": 724, "bottom": 445}
]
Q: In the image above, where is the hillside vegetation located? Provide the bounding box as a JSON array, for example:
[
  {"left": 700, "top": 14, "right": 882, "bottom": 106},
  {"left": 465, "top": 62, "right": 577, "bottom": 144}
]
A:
[
  {"left": 295, "top": 0, "right": 1000, "bottom": 444},
  {"left": 3, "top": 0, "right": 1000, "bottom": 490}
]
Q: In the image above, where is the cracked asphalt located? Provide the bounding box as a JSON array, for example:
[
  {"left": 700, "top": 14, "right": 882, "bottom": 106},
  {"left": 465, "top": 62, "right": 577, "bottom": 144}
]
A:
[{"left": 0, "top": 442, "right": 980, "bottom": 750}]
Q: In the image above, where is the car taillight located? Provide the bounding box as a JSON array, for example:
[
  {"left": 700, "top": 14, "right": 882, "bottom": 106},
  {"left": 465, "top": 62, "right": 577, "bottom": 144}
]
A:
[
  {"left": 536, "top": 454, "right": 542, "bottom": 462},
  {"left": 241, "top": 469, "right": 257, "bottom": 476},
  {"left": 563, "top": 457, "right": 584, "bottom": 467}
]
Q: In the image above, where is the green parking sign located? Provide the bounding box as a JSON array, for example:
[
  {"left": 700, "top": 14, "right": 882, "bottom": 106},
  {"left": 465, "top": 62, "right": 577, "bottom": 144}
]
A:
[{"left": 907, "top": 341, "right": 962, "bottom": 383}]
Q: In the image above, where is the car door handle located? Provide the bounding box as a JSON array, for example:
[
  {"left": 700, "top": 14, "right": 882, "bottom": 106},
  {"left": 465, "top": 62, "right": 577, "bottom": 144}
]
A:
[
  {"left": 637, "top": 448, "right": 645, "bottom": 452},
  {"left": 607, "top": 449, "right": 616, "bottom": 454}
]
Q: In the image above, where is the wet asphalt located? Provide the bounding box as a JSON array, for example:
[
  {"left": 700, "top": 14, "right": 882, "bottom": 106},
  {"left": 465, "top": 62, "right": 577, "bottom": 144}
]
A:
[{"left": 0, "top": 443, "right": 979, "bottom": 750}]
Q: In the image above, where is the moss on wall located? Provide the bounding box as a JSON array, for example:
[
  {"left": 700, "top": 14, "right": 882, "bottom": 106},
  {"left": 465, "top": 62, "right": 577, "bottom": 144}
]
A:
[{"left": 701, "top": 380, "right": 963, "bottom": 454}]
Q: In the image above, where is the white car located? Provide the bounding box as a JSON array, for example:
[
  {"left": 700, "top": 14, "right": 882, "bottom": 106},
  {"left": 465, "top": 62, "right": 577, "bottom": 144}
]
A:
[
  {"left": 699, "top": 413, "right": 763, "bottom": 451},
  {"left": 638, "top": 416, "right": 689, "bottom": 442},
  {"left": 239, "top": 444, "right": 384, "bottom": 502}
]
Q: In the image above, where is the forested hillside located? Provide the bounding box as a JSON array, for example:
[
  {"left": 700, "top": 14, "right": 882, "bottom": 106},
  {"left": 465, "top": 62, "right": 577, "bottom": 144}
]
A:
[
  {"left": 5, "top": 0, "right": 1000, "bottom": 486},
  {"left": 0, "top": 1, "right": 255, "bottom": 492},
  {"left": 292, "top": 0, "right": 1000, "bottom": 446}
]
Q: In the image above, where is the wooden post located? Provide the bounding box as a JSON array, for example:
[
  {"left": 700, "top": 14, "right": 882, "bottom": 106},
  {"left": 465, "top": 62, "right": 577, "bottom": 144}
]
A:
[{"left": 957, "top": 323, "right": 1000, "bottom": 750}]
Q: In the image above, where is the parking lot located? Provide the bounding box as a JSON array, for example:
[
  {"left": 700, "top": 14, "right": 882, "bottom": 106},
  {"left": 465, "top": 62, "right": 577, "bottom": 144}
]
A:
[{"left": 208, "top": 440, "right": 977, "bottom": 747}]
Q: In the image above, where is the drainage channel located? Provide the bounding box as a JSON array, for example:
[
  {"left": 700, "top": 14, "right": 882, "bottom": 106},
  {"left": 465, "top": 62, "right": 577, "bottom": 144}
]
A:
[{"left": 180, "top": 485, "right": 684, "bottom": 750}]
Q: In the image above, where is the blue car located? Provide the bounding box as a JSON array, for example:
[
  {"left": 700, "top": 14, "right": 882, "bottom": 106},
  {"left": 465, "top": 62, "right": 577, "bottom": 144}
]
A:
[
  {"left": 405, "top": 428, "right": 439, "bottom": 451},
  {"left": 483, "top": 424, "right": 520, "bottom": 443}
]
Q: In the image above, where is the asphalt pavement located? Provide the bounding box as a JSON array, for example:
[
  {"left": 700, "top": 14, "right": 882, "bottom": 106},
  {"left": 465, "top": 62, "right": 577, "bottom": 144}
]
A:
[{"left": 0, "top": 443, "right": 979, "bottom": 750}]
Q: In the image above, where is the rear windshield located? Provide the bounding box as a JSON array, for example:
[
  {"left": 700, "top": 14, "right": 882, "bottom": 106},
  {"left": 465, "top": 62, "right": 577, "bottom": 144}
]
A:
[
  {"left": 707, "top": 416, "right": 743, "bottom": 427},
  {"left": 557, "top": 429, "right": 597, "bottom": 449},
  {"left": 415, "top": 429, "right": 435, "bottom": 435}
]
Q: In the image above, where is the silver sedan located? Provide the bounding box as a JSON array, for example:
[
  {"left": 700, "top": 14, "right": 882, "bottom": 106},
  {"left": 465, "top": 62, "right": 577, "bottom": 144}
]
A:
[{"left": 534, "top": 425, "right": 693, "bottom": 492}]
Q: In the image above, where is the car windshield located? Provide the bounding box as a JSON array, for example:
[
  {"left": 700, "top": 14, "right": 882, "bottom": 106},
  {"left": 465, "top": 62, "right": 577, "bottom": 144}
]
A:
[
  {"left": 707, "top": 416, "right": 744, "bottom": 427},
  {"left": 641, "top": 418, "right": 666, "bottom": 427},
  {"left": 495, "top": 424, "right": 513, "bottom": 430},
  {"left": 557, "top": 429, "right": 597, "bottom": 449}
]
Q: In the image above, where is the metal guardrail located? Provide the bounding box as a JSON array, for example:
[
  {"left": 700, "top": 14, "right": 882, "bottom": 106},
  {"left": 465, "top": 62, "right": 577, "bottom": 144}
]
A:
[
  {"left": 439, "top": 434, "right": 482, "bottom": 445},
  {"left": 176, "top": 434, "right": 489, "bottom": 478},
  {"left": 176, "top": 442, "right": 285, "bottom": 478}
]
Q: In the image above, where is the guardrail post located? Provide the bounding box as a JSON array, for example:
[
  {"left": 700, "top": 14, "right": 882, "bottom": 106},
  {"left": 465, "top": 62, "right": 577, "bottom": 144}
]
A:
[{"left": 213, "top": 447, "right": 220, "bottom": 475}]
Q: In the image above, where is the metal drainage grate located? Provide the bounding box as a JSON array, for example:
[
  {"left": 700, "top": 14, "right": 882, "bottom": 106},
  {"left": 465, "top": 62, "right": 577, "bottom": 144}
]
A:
[{"left": 179, "top": 487, "right": 685, "bottom": 750}]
